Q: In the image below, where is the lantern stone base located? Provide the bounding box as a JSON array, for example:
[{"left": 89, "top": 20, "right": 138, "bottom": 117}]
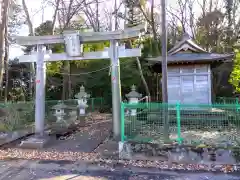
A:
[
  {"left": 118, "top": 141, "right": 132, "bottom": 159},
  {"left": 19, "top": 135, "right": 51, "bottom": 149},
  {"left": 78, "top": 115, "right": 86, "bottom": 126},
  {"left": 51, "top": 122, "right": 70, "bottom": 134}
]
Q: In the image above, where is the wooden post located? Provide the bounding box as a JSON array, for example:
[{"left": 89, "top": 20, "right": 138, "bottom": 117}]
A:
[{"left": 161, "top": 0, "right": 169, "bottom": 141}]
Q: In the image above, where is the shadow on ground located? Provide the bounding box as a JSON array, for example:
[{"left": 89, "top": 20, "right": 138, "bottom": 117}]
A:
[{"left": 7, "top": 168, "right": 240, "bottom": 180}]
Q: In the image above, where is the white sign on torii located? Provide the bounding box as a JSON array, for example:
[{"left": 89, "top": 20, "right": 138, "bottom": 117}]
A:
[{"left": 15, "top": 25, "right": 145, "bottom": 139}]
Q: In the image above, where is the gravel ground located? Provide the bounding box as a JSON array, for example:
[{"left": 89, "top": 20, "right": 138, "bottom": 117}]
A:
[
  {"left": 133, "top": 125, "right": 240, "bottom": 146},
  {"left": 9, "top": 169, "right": 240, "bottom": 180},
  {"left": 1, "top": 148, "right": 240, "bottom": 173},
  {"left": 0, "top": 112, "right": 239, "bottom": 178},
  {"left": 1, "top": 161, "right": 240, "bottom": 180}
]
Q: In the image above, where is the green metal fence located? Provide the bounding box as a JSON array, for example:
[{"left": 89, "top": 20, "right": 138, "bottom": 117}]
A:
[
  {"left": 0, "top": 97, "right": 104, "bottom": 132},
  {"left": 89, "top": 97, "right": 104, "bottom": 112},
  {"left": 215, "top": 97, "right": 239, "bottom": 104},
  {"left": 0, "top": 101, "right": 35, "bottom": 132},
  {"left": 45, "top": 97, "right": 104, "bottom": 123},
  {"left": 121, "top": 102, "right": 240, "bottom": 148}
]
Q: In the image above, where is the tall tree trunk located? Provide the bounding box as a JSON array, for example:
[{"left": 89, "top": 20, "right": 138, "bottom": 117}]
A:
[
  {"left": 62, "top": 61, "right": 70, "bottom": 100},
  {"left": 60, "top": 0, "right": 74, "bottom": 100},
  {"left": 124, "top": 1, "right": 151, "bottom": 99},
  {"left": 0, "top": 0, "right": 10, "bottom": 99},
  {"left": 51, "top": 0, "right": 61, "bottom": 35},
  {"left": 225, "top": 0, "right": 233, "bottom": 52},
  {"left": 149, "top": 0, "right": 159, "bottom": 56},
  {"left": 4, "top": 13, "right": 9, "bottom": 102},
  {"left": 129, "top": 40, "right": 151, "bottom": 100},
  {"left": 135, "top": 57, "right": 151, "bottom": 100},
  {"left": 22, "top": 0, "right": 60, "bottom": 100},
  {"left": 96, "top": 0, "right": 100, "bottom": 31},
  {"left": 22, "top": 0, "right": 35, "bottom": 101}
]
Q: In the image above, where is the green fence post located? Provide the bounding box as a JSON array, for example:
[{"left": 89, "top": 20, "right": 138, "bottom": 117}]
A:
[
  {"left": 236, "top": 97, "right": 239, "bottom": 112},
  {"left": 100, "top": 98, "right": 103, "bottom": 107},
  {"left": 176, "top": 102, "right": 182, "bottom": 144},
  {"left": 120, "top": 102, "right": 125, "bottom": 142},
  {"left": 91, "top": 98, "right": 94, "bottom": 112}
]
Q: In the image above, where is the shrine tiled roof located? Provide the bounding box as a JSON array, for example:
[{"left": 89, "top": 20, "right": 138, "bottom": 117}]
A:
[
  {"left": 147, "top": 52, "right": 234, "bottom": 64},
  {"left": 168, "top": 33, "right": 207, "bottom": 55},
  {"left": 147, "top": 33, "right": 234, "bottom": 64}
]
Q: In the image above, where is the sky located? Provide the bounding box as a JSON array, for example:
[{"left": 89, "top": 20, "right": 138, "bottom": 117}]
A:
[
  {"left": 11, "top": 0, "right": 162, "bottom": 59},
  {"left": 10, "top": 0, "right": 54, "bottom": 59},
  {"left": 9, "top": 0, "right": 202, "bottom": 59}
]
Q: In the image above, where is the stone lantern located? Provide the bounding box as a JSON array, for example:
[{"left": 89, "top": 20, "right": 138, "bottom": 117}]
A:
[
  {"left": 52, "top": 101, "right": 67, "bottom": 123},
  {"left": 126, "top": 85, "right": 142, "bottom": 116},
  {"left": 74, "top": 85, "right": 90, "bottom": 116}
]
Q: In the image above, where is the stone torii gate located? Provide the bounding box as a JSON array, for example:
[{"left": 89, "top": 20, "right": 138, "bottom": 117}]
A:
[{"left": 15, "top": 25, "right": 145, "bottom": 145}]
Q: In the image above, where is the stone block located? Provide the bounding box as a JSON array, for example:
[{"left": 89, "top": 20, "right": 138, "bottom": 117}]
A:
[
  {"left": 77, "top": 116, "right": 86, "bottom": 126},
  {"left": 0, "top": 129, "right": 34, "bottom": 146},
  {"left": 0, "top": 133, "right": 9, "bottom": 144},
  {"left": 119, "top": 141, "right": 132, "bottom": 159},
  {"left": 19, "top": 135, "right": 51, "bottom": 149}
]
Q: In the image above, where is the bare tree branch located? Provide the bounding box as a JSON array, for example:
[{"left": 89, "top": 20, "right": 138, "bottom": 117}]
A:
[
  {"left": 22, "top": 0, "right": 34, "bottom": 35},
  {"left": 51, "top": 0, "right": 61, "bottom": 34}
]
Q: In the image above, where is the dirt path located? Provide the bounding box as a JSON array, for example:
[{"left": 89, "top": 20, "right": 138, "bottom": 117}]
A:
[
  {"left": 46, "top": 120, "right": 112, "bottom": 153},
  {"left": 0, "top": 159, "right": 240, "bottom": 180}
]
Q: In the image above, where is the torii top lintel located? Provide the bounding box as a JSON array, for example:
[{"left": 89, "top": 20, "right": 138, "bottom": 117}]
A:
[{"left": 14, "top": 24, "right": 146, "bottom": 46}]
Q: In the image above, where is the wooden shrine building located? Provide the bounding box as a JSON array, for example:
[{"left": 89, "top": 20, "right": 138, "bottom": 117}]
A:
[{"left": 147, "top": 33, "right": 234, "bottom": 104}]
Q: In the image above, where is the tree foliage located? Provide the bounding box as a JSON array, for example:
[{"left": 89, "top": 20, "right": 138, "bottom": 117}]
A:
[
  {"left": 5, "top": 0, "right": 240, "bottom": 103},
  {"left": 230, "top": 51, "right": 240, "bottom": 93},
  {"left": 31, "top": 20, "right": 151, "bottom": 104}
]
